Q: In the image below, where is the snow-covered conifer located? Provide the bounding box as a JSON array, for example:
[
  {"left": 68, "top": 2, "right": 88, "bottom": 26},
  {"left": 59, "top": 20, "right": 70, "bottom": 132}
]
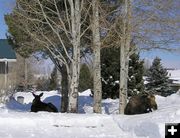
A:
[{"left": 146, "top": 57, "right": 174, "bottom": 96}]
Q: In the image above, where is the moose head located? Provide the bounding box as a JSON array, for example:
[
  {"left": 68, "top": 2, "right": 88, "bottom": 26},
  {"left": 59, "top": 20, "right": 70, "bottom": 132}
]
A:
[{"left": 31, "top": 93, "right": 58, "bottom": 113}]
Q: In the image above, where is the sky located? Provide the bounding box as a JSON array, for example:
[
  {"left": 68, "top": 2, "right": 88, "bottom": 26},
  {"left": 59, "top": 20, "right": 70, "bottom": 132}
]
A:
[
  {"left": 140, "top": 49, "right": 180, "bottom": 69},
  {"left": 0, "top": 0, "right": 180, "bottom": 69},
  {"left": 0, "top": 0, "right": 15, "bottom": 38}
]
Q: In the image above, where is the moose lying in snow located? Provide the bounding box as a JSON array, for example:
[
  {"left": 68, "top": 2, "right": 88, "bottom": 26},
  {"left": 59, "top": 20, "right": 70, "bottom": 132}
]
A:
[
  {"left": 124, "top": 94, "right": 157, "bottom": 115},
  {"left": 31, "top": 93, "right": 58, "bottom": 113}
]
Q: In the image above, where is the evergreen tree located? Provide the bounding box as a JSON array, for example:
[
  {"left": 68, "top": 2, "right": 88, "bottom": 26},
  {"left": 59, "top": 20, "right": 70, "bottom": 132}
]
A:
[
  {"left": 79, "top": 64, "right": 93, "bottom": 92},
  {"left": 101, "top": 47, "right": 120, "bottom": 99},
  {"left": 128, "top": 53, "right": 145, "bottom": 96},
  {"left": 48, "top": 67, "right": 57, "bottom": 90},
  {"left": 146, "top": 57, "right": 174, "bottom": 96},
  {"left": 101, "top": 47, "right": 145, "bottom": 99}
]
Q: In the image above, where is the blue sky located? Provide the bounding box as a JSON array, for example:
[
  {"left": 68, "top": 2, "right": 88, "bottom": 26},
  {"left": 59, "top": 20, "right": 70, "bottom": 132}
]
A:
[
  {"left": 0, "top": 0, "right": 15, "bottom": 39},
  {"left": 140, "top": 50, "right": 180, "bottom": 69},
  {"left": 0, "top": 0, "right": 180, "bottom": 69}
]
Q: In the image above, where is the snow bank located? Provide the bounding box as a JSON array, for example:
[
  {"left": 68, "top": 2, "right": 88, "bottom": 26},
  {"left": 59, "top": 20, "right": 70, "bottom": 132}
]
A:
[
  {"left": 0, "top": 111, "right": 135, "bottom": 138},
  {"left": 113, "top": 92, "right": 180, "bottom": 138},
  {"left": 0, "top": 90, "right": 180, "bottom": 138},
  {"left": 13, "top": 90, "right": 59, "bottom": 104}
]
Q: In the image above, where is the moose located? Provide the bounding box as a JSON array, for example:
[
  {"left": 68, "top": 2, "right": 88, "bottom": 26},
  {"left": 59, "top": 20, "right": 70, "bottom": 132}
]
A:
[
  {"left": 124, "top": 94, "right": 158, "bottom": 115},
  {"left": 31, "top": 93, "right": 58, "bottom": 113}
]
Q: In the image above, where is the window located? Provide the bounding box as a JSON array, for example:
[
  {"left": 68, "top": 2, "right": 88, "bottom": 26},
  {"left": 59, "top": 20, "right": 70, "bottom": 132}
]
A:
[{"left": 0, "top": 62, "right": 8, "bottom": 74}]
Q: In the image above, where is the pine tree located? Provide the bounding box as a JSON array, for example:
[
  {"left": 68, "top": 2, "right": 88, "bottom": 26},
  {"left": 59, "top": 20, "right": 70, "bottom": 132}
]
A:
[
  {"left": 128, "top": 53, "right": 145, "bottom": 96},
  {"left": 146, "top": 57, "right": 174, "bottom": 96},
  {"left": 79, "top": 64, "right": 93, "bottom": 92},
  {"left": 101, "top": 47, "right": 120, "bottom": 99},
  {"left": 101, "top": 47, "right": 145, "bottom": 99},
  {"left": 48, "top": 67, "right": 57, "bottom": 90}
]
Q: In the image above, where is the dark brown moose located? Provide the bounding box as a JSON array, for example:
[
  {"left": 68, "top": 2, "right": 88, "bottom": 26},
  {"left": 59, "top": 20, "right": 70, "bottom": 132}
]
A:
[
  {"left": 31, "top": 93, "right": 58, "bottom": 113},
  {"left": 124, "top": 94, "right": 157, "bottom": 115}
]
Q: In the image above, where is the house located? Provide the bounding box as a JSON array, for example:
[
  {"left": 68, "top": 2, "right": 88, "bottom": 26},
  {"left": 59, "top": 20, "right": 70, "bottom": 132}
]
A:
[
  {"left": 167, "top": 69, "right": 180, "bottom": 91},
  {"left": 0, "top": 39, "right": 16, "bottom": 71},
  {"left": 0, "top": 39, "right": 55, "bottom": 92},
  {"left": 0, "top": 39, "right": 16, "bottom": 90},
  {"left": 0, "top": 39, "right": 30, "bottom": 91}
]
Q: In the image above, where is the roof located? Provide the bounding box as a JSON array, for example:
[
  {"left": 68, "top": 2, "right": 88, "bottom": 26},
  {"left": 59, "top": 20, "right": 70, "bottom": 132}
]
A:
[{"left": 0, "top": 39, "right": 16, "bottom": 62}]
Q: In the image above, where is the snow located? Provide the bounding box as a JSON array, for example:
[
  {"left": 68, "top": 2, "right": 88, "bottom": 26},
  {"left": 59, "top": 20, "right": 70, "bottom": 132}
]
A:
[
  {"left": 168, "top": 69, "right": 180, "bottom": 84},
  {"left": 0, "top": 89, "right": 180, "bottom": 138}
]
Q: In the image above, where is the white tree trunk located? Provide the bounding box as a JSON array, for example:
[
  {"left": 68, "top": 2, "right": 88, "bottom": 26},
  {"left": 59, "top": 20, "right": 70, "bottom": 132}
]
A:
[
  {"left": 119, "top": 0, "right": 132, "bottom": 114},
  {"left": 68, "top": 61, "right": 79, "bottom": 113},
  {"left": 92, "top": 0, "right": 102, "bottom": 113},
  {"left": 68, "top": 0, "right": 81, "bottom": 113},
  {"left": 119, "top": 38, "right": 127, "bottom": 114}
]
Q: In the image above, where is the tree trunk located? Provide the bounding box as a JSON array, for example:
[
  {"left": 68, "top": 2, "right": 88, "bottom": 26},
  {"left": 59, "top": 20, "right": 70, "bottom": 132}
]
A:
[
  {"left": 48, "top": 54, "right": 69, "bottom": 113},
  {"left": 68, "top": 42, "right": 81, "bottom": 113},
  {"left": 119, "top": 38, "right": 127, "bottom": 114},
  {"left": 119, "top": 0, "right": 132, "bottom": 114},
  {"left": 68, "top": 61, "right": 79, "bottom": 113},
  {"left": 92, "top": 0, "right": 102, "bottom": 113},
  {"left": 60, "top": 64, "right": 68, "bottom": 113},
  {"left": 24, "top": 58, "right": 28, "bottom": 90},
  {"left": 68, "top": 0, "right": 81, "bottom": 113}
]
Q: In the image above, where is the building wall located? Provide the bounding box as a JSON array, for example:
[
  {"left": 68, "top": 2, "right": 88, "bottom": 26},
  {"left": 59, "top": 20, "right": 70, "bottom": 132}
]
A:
[
  {"left": 0, "top": 54, "right": 25, "bottom": 91},
  {"left": 0, "top": 53, "right": 54, "bottom": 92},
  {"left": 0, "top": 62, "right": 17, "bottom": 91},
  {"left": 14, "top": 54, "right": 26, "bottom": 86}
]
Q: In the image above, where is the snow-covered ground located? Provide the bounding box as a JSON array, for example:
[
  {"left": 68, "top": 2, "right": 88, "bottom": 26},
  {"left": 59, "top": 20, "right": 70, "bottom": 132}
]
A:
[{"left": 0, "top": 89, "right": 180, "bottom": 138}]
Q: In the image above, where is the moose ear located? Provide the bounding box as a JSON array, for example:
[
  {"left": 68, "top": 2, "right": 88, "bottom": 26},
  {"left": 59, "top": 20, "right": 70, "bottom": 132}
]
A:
[
  {"left": 32, "top": 93, "right": 36, "bottom": 97},
  {"left": 147, "top": 94, "right": 155, "bottom": 100},
  {"left": 39, "top": 93, "right": 43, "bottom": 97}
]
